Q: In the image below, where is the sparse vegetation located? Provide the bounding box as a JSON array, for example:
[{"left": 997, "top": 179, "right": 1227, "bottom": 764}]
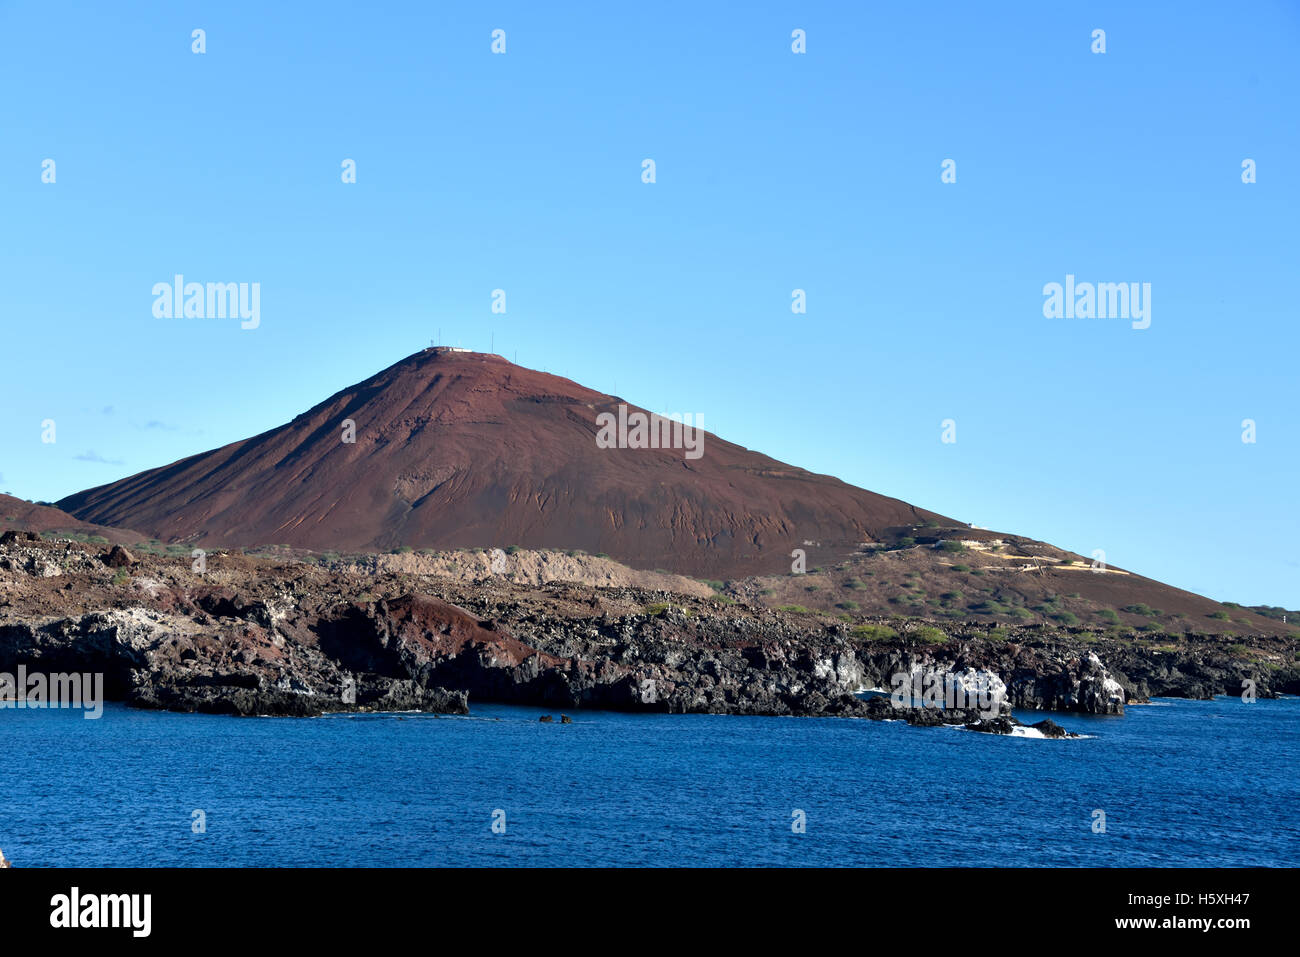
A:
[
  {"left": 1123, "top": 604, "right": 1160, "bottom": 617},
  {"left": 851, "top": 624, "right": 898, "bottom": 641},
  {"left": 914, "top": 626, "right": 949, "bottom": 645}
]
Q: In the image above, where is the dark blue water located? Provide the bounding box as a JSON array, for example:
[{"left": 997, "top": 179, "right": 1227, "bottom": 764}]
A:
[{"left": 3, "top": 697, "right": 1297, "bottom": 866}]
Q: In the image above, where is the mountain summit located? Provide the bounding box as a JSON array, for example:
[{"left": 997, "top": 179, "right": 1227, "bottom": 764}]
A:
[{"left": 57, "top": 349, "right": 951, "bottom": 575}]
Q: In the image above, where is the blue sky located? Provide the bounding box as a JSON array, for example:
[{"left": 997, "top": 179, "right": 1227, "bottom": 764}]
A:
[{"left": 1, "top": 1, "right": 1297, "bottom": 606}]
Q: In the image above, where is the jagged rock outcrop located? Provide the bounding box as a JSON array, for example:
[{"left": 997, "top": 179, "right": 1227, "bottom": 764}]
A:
[
  {"left": 3, "top": 538, "right": 1295, "bottom": 728},
  {"left": 1006, "top": 651, "right": 1126, "bottom": 715}
]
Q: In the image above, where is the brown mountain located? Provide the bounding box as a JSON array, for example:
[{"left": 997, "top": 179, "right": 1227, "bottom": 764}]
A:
[
  {"left": 56, "top": 349, "right": 951, "bottom": 576},
  {"left": 0, "top": 493, "right": 143, "bottom": 546}
]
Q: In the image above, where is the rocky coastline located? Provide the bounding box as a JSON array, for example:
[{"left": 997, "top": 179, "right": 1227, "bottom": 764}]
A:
[{"left": 2, "top": 538, "right": 1296, "bottom": 734}]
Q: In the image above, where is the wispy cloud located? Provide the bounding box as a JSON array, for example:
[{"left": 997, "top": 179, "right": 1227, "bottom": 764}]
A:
[{"left": 74, "top": 450, "right": 125, "bottom": 465}]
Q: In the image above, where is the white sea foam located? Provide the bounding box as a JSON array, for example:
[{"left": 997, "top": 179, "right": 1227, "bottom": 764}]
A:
[{"left": 1004, "top": 725, "right": 1095, "bottom": 740}]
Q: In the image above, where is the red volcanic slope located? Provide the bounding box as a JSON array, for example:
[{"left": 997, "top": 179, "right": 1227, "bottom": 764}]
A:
[
  {"left": 0, "top": 493, "right": 143, "bottom": 545},
  {"left": 56, "top": 349, "right": 955, "bottom": 576}
]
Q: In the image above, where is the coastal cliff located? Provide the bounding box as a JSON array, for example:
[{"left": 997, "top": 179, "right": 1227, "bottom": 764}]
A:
[{"left": 2, "top": 539, "right": 1295, "bottom": 731}]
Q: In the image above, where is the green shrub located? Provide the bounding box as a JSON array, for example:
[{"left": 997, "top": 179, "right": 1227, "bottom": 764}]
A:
[
  {"left": 914, "top": 626, "right": 949, "bottom": 645},
  {"left": 851, "top": 624, "right": 898, "bottom": 641},
  {"left": 1123, "top": 604, "right": 1158, "bottom": 617},
  {"left": 778, "top": 605, "right": 810, "bottom": 614}
]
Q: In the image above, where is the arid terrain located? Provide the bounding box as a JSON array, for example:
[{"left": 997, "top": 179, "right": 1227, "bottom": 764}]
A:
[
  {"left": 2, "top": 534, "right": 1295, "bottom": 733},
  {"left": 1, "top": 349, "right": 1293, "bottom": 732},
  {"left": 54, "top": 349, "right": 949, "bottom": 577}
]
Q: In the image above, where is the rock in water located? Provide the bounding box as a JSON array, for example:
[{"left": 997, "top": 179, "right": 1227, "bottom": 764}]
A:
[
  {"left": 1030, "top": 719, "right": 1071, "bottom": 738},
  {"left": 539, "top": 715, "right": 553, "bottom": 723},
  {"left": 560, "top": 714, "right": 572, "bottom": 723},
  {"left": 0, "top": 846, "right": 10, "bottom": 867}
]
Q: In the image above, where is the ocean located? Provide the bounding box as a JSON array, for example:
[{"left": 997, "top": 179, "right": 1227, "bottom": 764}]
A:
[{"left": 3, "top": 697, "right": 1297, "bottom": 867}]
